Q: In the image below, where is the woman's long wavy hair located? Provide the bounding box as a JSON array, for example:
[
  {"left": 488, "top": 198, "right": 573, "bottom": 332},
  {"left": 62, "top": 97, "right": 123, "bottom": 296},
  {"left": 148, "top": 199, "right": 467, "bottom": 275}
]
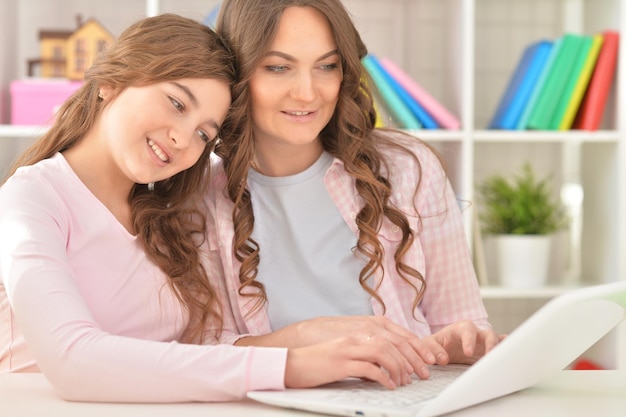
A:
[
  {"left": 216, "top": 0, "right": 437, "bottom": 315},
  {"left": 4, "top": 14, "right": 236, "bottom": 343}
]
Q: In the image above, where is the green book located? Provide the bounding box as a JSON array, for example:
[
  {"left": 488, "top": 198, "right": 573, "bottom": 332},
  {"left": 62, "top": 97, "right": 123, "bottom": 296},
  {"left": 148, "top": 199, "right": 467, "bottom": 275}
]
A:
[
  {"left": 550, "top": 35, "right": 595, "bottom": 129},
  {"left": 526, "top": 33, "right": 586, "bottom": 130},
  {"left": 556, "top": 34, "right": 604, "bottom": 130}
]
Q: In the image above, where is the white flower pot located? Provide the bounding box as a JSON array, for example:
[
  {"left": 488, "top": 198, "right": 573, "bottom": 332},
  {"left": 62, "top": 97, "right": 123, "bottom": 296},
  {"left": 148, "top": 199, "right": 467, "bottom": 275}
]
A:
[{"left": 495, "top": 234, "right": 551, "bottom": 289}]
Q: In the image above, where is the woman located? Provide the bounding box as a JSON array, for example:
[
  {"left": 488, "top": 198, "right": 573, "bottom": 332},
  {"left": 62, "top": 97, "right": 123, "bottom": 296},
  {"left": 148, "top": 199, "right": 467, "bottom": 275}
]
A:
[
  {"left": 208, "top": 0, "right": 503, "bottom": 379},
  {"left": 0, "top": 13, "right": 408, "bottom": 402}
]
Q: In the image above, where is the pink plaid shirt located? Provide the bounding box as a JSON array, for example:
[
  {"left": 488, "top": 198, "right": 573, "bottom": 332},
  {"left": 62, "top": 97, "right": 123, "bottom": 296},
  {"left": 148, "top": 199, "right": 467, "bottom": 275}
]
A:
[{"left": 204, "top": 135, "right": 490, "bottom": 344}]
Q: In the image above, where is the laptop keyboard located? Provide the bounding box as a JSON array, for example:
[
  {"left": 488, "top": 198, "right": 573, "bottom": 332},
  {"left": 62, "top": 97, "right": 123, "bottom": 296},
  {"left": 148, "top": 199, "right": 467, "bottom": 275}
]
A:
[{"left": 323, "top": 364, "right": 468, "bottom": 407}]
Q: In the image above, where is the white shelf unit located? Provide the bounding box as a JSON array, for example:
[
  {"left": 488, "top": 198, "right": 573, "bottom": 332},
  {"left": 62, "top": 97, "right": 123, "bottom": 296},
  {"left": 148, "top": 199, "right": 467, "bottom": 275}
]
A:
[
  {"left": 0, "top": 0, "right": 624, "bottom": 369},
  {"left": 349, "top": 0, "right": 626, "bottom": 370}
]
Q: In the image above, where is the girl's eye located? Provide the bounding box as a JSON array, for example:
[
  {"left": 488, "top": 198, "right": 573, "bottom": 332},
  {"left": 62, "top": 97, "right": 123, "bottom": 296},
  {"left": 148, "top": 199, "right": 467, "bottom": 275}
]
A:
[
  {"left": 170, "top": 97, "right": 184, "bottom": 112},
  {"left": 196, "top": 129, "right": 211, "bottom": 143}
]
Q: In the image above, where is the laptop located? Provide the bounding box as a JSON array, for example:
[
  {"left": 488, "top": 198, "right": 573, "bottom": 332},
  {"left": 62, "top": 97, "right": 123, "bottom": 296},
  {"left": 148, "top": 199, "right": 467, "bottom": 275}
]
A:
[{"left": 248, "top": 281, "right": 626, "bottom": 417}]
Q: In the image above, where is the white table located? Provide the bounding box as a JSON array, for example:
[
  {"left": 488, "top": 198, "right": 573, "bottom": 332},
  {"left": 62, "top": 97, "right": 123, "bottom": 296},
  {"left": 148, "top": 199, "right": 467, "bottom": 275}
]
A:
[{"left": 1, "top": 371, "right": 625, "bottom": 417}]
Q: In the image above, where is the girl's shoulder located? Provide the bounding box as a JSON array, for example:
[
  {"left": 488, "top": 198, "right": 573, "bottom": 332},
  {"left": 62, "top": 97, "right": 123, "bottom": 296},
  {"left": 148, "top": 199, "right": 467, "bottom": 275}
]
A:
[{"left": 1, "top": 154, "right": 69, "bottom": 197}]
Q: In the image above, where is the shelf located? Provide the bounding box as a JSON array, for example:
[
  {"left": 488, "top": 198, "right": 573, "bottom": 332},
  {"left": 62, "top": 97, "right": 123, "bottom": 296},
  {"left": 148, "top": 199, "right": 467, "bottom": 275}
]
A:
[
  {"left": 473, "top": 130, "right": 620, "bottom": 143},
  {"left": 480, "top": 286, "right": 580, "bottom": 300},
  {"left": 406, "top": 129, "right": 463, "bottom": 142},
  {"left": 0, "top": 125, "right": 47, "bottom": 138}
]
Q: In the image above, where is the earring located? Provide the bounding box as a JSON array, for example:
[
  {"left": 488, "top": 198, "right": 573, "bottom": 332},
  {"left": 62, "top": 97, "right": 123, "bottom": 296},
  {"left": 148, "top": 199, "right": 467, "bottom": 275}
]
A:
[
  {"left": 98, "top": 91, "right": 104, "bottom": 100},
  {"left": 148, "top": 182, "right": 155, "bottom": 192}
]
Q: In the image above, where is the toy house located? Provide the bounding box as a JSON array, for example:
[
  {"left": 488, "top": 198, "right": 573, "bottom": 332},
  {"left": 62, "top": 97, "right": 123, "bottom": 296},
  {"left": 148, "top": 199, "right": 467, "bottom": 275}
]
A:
[
  {"left": 11, "top": 16, "right": 114, "bottom": 125},
  {"left": 27, "top": 15, "right": 114, "bottom": 80}
]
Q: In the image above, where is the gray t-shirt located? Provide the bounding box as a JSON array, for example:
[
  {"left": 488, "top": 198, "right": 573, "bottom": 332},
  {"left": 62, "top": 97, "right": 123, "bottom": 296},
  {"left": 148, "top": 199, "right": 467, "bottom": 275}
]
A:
[{"left": 248, "top": 151, "right": 373, "bottom": 331}]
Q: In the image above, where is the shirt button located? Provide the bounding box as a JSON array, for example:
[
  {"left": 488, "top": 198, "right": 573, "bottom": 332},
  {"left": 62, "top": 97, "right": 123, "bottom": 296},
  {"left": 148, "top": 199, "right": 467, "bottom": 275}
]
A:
[{"left": 392, "top": 225, "right": 400, "bottom": 233}]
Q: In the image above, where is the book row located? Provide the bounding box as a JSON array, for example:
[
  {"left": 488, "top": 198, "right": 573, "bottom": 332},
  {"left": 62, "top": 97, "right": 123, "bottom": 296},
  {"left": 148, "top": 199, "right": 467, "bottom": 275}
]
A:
[
  {"left": 489, "top": 31, "right": 620, "bottom": 131},
  {"left": 362, "top": 54, "right": 460, "bottom": 130}
]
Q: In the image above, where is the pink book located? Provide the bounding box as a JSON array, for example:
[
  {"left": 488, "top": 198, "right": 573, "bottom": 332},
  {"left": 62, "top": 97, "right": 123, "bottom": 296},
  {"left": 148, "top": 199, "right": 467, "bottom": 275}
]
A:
[{"left": 379, "top": 57, "right": 461, "bottom": 129}]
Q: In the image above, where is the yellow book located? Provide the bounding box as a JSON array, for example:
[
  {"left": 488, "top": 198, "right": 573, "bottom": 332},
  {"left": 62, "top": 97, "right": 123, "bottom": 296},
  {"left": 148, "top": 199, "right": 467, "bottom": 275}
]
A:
[
  {"left": 374, "top": 96, "right": 391, "bottom": 127},
  {"left": 361, "top": 75, "right": 385, "bottom": 127},
  {"left": 558, "top": 34, "right": 604, "bottom": 130},
  {"left": 373, "top": 98, "right": 386, "bottom": 127}
]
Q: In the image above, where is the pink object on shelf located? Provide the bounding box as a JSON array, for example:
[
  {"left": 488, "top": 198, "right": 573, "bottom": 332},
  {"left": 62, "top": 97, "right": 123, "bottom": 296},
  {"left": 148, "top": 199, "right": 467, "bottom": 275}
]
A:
[
  {"left": 10, "top": 79, "right": 83, "bottom": 126},
  {"left": 378, "top": 57, "right": 461, "bottom": 130}
]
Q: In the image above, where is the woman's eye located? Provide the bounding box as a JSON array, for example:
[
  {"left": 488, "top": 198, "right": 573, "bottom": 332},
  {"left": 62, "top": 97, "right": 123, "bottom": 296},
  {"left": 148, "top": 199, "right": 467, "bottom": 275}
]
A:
[
  {"left": 170, "top": 97, "right": 184, "bottom": 112},
  {"left": 320, "top": 63, "right": 339, "bottom": 71},
  {"left": 265, "top": 65, "right": 288, "bottom": 73}
]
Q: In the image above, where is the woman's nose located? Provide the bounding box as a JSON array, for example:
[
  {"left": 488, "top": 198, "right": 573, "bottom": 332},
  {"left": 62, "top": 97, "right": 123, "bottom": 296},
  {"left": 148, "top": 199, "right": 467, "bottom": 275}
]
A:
[{"left": 290, "top": 72, "right": 316, "bottom": 102}]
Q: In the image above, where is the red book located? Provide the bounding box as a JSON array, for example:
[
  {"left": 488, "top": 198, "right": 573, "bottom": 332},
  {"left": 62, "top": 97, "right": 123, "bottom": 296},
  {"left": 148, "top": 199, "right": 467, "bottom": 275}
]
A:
[{"left": 573, "top": 30, "right": 620, "bottom": 130}]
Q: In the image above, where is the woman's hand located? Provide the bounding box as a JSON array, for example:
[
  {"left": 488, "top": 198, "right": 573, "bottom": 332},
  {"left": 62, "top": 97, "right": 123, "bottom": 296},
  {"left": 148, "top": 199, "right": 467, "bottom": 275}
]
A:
[
  {"left": 423, "top": 320, "right": 506, "bottom": 365},
  {"left": 284, "top": 335, "right": 413, "bottom": 389},
  {"left": 236, "top": 316, "right": 448, "bottom": 379}
]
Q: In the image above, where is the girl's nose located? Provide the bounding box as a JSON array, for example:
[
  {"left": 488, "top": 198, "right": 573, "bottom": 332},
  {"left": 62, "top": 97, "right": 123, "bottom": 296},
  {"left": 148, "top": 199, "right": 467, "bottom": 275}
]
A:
[{"left": 170, "top": 125, "right": 194, "bottom": 149}]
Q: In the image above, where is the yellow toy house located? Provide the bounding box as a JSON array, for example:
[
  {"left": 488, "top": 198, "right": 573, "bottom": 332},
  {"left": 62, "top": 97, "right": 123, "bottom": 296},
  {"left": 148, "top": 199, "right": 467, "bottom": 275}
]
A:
[{"left": 28, "top": 15, "right": 114, "bottom": 80}]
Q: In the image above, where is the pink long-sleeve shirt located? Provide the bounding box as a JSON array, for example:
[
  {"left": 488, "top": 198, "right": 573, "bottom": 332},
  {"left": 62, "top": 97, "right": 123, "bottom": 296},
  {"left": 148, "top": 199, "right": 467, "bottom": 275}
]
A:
[
  {"left": 205, "top": 133, "right": 491, "bottom": 343},
  {"left": 0, "top": 152, "right": 286, "bottom": 402}
]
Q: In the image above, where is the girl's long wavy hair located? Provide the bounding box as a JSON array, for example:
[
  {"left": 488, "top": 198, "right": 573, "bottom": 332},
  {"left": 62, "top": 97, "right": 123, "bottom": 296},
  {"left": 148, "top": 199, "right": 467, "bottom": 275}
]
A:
[
  {"left": 216, "top": 0, "right": 439, "bottom": 316},
  {"left": 4, "top": 14, "right": 236, "bottom": 343}
]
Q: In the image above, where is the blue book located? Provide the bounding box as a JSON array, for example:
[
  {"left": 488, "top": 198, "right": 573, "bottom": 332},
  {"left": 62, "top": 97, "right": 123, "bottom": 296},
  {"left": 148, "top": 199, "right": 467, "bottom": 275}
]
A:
[
  {"left": 489, "top": 40, "right": 553, "bottom": 129},
  {"left": 362, "top": 55, "right": 422, "bottom": 129},
  {"left": 516, "top": 37, "right": 564, "bottom": 130},
  {"left": 366, "top": 55, "right": 439, "bottom": 129}
]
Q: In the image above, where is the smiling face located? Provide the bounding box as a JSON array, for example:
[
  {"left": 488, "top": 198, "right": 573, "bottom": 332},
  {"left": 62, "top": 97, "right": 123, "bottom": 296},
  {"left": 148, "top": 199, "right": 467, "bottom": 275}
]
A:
[
  {"left": 248, "top": 6, "right": 342, "bottom": 167},
  {"left": 99, "top": 78, "right": 231, "bottom": 185}
]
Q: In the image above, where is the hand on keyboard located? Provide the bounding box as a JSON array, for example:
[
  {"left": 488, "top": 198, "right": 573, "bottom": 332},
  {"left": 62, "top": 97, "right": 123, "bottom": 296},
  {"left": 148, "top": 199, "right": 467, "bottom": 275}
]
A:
[
  {"left": 278, "top": 316, "right": 450, "bottom": 380},
  {"left": 423, "top": 321, "right": 506, "bottom": 365}
]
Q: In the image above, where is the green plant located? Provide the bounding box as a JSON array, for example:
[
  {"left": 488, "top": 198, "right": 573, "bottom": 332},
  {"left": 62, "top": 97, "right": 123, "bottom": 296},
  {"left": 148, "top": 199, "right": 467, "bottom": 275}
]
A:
[{"left": 476, "top": 163, "right": 569, "bottom": 235}]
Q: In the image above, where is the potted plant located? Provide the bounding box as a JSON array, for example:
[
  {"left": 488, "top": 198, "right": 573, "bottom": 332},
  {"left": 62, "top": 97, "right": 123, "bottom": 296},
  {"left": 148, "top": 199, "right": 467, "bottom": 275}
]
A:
[{"left": 476, "top": 163, "right": 569, "bottom": 288}]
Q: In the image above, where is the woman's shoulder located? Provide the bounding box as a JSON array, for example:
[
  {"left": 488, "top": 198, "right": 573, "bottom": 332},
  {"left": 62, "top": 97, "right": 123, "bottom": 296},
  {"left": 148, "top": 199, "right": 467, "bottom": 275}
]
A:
[{"left": 374, "top": 129, "right": 444, "bottom": 176}]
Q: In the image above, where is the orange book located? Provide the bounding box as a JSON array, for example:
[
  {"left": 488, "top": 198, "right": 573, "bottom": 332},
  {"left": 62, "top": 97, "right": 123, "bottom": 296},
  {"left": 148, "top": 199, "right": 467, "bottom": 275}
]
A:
[{"left": 573, "top": 31, "right": 620, "bottom": 130}]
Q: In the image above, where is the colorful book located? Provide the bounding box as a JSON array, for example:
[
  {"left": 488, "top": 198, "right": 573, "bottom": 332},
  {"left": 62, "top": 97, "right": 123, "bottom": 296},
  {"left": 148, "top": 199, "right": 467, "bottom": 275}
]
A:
[
  {"left": 573, "top": 30, "right": 620, "bottom": 131},
  {"left": 368, "top": 56, "right": 438, "bottom": 129},
  {"left": 550, "top": 35, "right": 598, "bottom": 129},
  {"left": 372, "top": 84, "right": 389, "bottom": 127},
  {"left": 361, "top": 75, "right": 386, "bottom": 127},
  {"left": 379, "top": 56, "right": 460, "bottom": 129},
  {"left": 373, "top": 99, "right": 386, "bottom": 127},
  {"left": 516, "top": 37, "right": 564, "bottom": 130},
  {"left": 556, "top": 34, "right": 603, "bottom": 130},
  {"left": 526, "top": 34, "right": 587, "bottom": 130},
  {"left": 362, "top": 54, "right": 422, "bottom": 129},
  {"left": 488, "top": 40, "right": 553, "bottom": 130}
]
